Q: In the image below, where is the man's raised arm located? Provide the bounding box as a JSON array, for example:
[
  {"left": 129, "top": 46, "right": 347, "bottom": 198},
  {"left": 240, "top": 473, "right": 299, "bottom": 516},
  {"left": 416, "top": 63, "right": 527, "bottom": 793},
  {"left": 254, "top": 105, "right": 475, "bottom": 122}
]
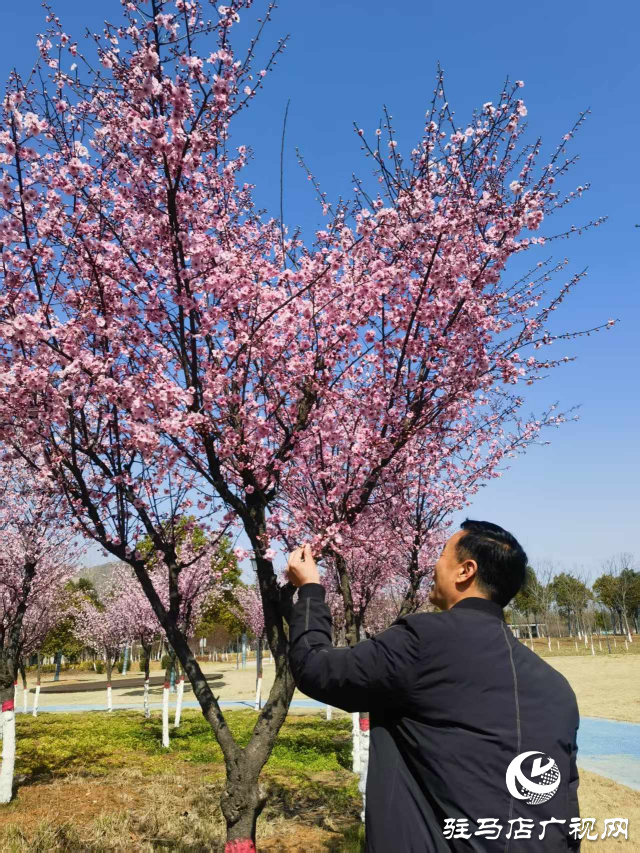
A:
[{"left": 288, "top": 578, "right": 422, "bottom": 713}]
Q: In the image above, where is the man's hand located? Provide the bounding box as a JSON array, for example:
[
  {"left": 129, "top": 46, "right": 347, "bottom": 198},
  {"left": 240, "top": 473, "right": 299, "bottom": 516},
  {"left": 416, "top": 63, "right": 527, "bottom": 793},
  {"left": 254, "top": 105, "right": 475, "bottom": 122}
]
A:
[{"left": 287, "top": 543, "right": 320, "bottom": 587}]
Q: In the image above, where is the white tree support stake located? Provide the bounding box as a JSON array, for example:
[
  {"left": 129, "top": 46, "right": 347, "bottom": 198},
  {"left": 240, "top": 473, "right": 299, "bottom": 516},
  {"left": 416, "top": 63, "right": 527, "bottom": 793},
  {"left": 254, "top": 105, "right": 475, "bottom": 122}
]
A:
[
  {"left": 254, "top": 670, "right": 262, "bottom": 712},
  {"left": 358, "top": 714, "right": 370, "bottom": 824},
  {"left": 326, "top": 705, "right": 332, "bottom": 721},
  {"left": 0, "top": 699, "right": 15, "bottom": 803},
  {"left": 352, "top": 712, "right": 360, "bottom": 774},
  {"left": 32, "top": 680, "right": 41, "bottom": 718},
  {"left": 143, "top": 679, "right": 150, "bottom": 719},
  {"left": 162, "top": 680, "right": 170, "bottom": 747},
  {"left": 174, "top": 675, "right": 185, "bottom": 728}
]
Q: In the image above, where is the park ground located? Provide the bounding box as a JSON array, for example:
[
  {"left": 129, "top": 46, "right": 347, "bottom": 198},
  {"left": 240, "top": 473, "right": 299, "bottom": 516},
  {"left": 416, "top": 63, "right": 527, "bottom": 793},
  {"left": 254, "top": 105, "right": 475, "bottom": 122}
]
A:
[{"left": 0, "top": 639, "right": 637, "bottom": 851}]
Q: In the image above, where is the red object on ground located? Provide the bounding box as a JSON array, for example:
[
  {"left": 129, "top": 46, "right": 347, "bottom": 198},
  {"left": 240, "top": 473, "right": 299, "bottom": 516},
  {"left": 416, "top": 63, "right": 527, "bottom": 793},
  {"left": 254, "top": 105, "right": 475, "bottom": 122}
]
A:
[{"left": 225, "top": 840, "right": 256, "bottom": 853}]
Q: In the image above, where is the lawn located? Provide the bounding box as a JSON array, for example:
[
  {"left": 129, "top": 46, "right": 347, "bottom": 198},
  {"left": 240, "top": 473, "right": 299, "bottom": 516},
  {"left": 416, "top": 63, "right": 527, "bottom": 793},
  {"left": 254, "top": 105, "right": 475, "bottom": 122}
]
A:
[{"left": 0, "top": 711, "right": 362, "bottom": 852}]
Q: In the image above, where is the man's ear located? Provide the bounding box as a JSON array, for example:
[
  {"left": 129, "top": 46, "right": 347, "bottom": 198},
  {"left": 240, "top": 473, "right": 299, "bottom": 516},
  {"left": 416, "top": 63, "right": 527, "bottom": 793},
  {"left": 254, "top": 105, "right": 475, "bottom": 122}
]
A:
[{"left": 457, "top": 559, "right": 478, "bottom": 583}]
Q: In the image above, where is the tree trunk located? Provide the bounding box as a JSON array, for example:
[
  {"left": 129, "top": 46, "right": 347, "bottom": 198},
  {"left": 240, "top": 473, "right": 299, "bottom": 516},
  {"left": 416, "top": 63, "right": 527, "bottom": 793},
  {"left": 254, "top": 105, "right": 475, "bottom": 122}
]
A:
[
  {"left": 53, "top": 651, "right": 62, "bottom": 682},
  {"left": 221, "top": 765, "right": 265, "bottom": 852},
  {"left": 0, "top": 700, "right": 15, "bottom": 804},
  {"left": 122, "top": 644, "right": 130, "bottom": 676},
  {"left": 0, "top": 658, "right": 16, "bottom": 804},
  {"left": 116, "top": 518, "right": 295, "bottom": 847}
]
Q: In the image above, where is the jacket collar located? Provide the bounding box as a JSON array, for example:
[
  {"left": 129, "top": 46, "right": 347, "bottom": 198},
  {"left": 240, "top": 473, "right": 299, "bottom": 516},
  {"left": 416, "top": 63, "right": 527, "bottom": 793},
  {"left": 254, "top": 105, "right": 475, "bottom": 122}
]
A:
[{"left": 449, "top": 596, "right": 506, "bottom": 622}]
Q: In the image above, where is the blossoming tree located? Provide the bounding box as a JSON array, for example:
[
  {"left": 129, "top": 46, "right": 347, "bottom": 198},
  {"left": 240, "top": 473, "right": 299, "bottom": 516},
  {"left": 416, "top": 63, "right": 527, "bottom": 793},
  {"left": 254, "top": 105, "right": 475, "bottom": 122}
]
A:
[
  {"left": 108, "top": 565, "right": 160, "bottom": 718},
  {"left": 0, "top": 0, "right": 612, "bottom": 844},
  {"left": 75, "top": 592, "right": 132, "bottom": 713},
  {"left": 0, "top": 457, "right": 76, "bottom": 802}
]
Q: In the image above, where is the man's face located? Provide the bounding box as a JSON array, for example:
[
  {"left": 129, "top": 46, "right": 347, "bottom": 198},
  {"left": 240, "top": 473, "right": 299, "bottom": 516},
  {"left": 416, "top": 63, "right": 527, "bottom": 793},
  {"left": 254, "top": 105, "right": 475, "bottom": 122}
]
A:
[{"left": 429, "top": 530, "right": 476, "bottom": 610}]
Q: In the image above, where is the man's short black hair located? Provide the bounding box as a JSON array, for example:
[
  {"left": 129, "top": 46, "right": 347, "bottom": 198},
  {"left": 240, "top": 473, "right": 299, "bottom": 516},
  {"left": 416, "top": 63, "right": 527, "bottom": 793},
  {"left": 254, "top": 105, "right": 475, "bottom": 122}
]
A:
[{"left": 456, "top": 519, "right": 527, "bottom": 607}]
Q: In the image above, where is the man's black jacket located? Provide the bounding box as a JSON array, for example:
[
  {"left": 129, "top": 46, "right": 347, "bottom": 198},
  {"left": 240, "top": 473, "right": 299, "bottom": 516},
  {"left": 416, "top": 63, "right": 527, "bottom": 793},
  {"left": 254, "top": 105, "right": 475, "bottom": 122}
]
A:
[{"left": 288, "top": 585, "right": 581, "bottom": 852}]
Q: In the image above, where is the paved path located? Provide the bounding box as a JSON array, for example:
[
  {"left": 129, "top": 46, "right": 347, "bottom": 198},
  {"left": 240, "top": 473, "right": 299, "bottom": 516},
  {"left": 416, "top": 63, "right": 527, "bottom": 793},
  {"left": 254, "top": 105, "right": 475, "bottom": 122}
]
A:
[{"left": 577, "top": 716, "right": 640, "bottom": 791}]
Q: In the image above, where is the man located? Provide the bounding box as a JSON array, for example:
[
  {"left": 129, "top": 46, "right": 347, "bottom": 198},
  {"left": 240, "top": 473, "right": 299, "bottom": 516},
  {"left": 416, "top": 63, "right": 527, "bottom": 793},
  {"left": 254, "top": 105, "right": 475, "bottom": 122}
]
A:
[{"left": 287, "top": 520, "right": 581, "bottom": 852}]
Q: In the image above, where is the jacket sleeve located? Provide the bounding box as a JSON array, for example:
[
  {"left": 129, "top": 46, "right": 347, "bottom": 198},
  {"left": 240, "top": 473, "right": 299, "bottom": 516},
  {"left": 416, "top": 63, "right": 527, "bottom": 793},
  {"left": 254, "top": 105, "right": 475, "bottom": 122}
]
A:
[
  {"left": 288, "top": 583, "right": 422, "bottom": 713},
  {"left": 568, "top": 718, "right": 581, "bottom": 850}
]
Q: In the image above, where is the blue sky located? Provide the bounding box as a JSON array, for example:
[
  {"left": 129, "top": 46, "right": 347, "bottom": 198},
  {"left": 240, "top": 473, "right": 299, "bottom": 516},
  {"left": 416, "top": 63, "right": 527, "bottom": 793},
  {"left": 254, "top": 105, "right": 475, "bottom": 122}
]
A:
[{"left": 3, "top": 0, "right": 638, "bottom": 580}]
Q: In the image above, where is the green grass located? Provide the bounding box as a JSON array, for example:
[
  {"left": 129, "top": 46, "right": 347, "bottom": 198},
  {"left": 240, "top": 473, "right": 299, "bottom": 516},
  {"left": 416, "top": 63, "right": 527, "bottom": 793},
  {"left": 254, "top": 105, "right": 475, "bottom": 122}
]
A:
[
  {"left": 4, "top": 711, "right": 363, "bottom": 851},
  {"left": 15, "top": 710, "right": 354, "bottom": 781}
]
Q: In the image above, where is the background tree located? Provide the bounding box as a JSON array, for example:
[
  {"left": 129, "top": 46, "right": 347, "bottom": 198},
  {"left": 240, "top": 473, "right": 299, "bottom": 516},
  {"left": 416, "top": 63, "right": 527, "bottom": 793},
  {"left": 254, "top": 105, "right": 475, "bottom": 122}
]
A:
[
  {"left": 196, "top": 535, "right": 246, "bottom": 640},
  {"left": 595, "top": 555, "right": 639, "bottom": 639},
  {"left": 0, "top": 456, "right": 76, "bottom": 803},
  {"left": 551, "top": 572, "right": 591, "bottom": 637}
]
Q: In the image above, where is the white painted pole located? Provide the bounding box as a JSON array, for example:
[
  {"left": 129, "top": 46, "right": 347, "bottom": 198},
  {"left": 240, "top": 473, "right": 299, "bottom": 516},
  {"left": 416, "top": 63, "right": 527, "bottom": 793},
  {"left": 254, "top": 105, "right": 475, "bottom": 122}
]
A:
[
  {"left": 358, "top": 714, "right": 370, "bottom": 824},
  {"left": 326, "top": 705, "right": 333, "bottom": 721},
  {"left": 162, "top": 681, "right": 170, "bottom": 748},
  {"left": 174, "top": 675, "right": 184, "bottom": 728},
  {"left": 254, "top": 674, "right": 262, "bottom": 712},
  {"left": 32, "top": 684, "right": 41, "bottom": 718},
  {"left": 352, "top": 712, "right": 360, "bottom": 774},
  {"left": 591, "top": 636, "right": 595, "bottom": 656},
  {"left": 143, "top": 679, "right": 150, "bottom": 719},
  {"left": 106, "top": 683, "right": 113, "bottom": 713},
  {"left": 0, "top": 702, "right": 15, "bottom": 803}
]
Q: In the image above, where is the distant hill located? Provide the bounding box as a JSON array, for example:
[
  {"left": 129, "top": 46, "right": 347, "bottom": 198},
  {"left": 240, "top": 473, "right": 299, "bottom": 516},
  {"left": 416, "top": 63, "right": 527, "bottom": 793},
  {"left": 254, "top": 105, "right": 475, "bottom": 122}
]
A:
[{"left": 76, "top": 561, "right": 123, "bottom": 596}]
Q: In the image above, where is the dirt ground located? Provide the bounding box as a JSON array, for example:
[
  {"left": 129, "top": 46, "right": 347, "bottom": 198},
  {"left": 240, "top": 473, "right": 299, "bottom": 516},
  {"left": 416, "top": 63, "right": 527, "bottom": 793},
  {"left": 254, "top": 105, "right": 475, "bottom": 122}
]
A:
[
  {"left": 0, "top": 766, "right": 635, "bottom": 852},
  {"left": 547, "top": 655, "right": 640, "bottom": 723},
  {"left": 579, "top": 770, "right": 639, "bottom": 851},
  {"left": 27, "top": 650, "right": 640, "bottom": 724},
  {"left": 26, "top": 658, "right": 317, "bottom": 713}
]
